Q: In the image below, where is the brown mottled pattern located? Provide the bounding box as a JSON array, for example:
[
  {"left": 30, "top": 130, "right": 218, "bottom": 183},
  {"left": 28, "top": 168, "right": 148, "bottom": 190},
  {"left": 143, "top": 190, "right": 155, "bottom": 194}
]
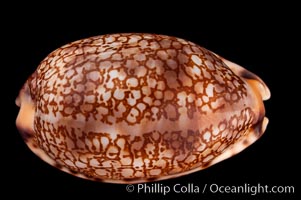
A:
[{"left": 16, "top": 33, "right": 270, "bottom": 183}]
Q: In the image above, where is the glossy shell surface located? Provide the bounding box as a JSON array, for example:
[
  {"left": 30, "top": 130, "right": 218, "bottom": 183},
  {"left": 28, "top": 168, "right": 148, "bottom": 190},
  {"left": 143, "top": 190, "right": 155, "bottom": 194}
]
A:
[{"left": 16, "top": 33, "right": 270, "bottom": 183}]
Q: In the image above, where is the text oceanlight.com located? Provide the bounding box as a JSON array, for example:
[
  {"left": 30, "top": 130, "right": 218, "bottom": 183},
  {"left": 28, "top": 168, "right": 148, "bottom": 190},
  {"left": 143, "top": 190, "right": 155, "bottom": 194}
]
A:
[{"left": 125, "top": 183, "right": 295, "bottom": 195}]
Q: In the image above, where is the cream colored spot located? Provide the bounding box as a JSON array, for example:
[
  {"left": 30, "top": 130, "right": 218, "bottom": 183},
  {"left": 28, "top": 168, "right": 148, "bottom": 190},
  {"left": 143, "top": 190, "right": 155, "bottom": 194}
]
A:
[
  {"left": 118, "top": 36, "right": 127, "bottom": 42},
  {"left": 164, "top": 104, "right": 177, "bottom": 119},
  {"left": 118, "top": 68, "right": 127, "bottom": 80},
  {"left": 232, "top": 93, "right": 238, "bottom": 101},
  {"left": 202, "top": 95, "right": 209, "bottom": 103},
  {"left": 154, "top": 91, "right": 163, "bottom": 99},
  {"left": 177, "top": 53, "right": 189, "bottom": 64},
  {"left": 187, "top": 93, "right": 195, "bottom": 103},
  {"left": 92, "top": 138, "right": 100, "bottom": 150},
  {"left": 136, "top": 66, "right": 147, "bottom": 77},
  {"left": 179, "top": 70, "right": 192, "bottom": 87},
  {"left": 205, "top": 60, "right": 214, "bottom": 70},
  {"left": 154, "top": 100, "right": 161, "bottom": 106},
  {"left": 126, "top": 78, "right": 138, "bottom": 87},
  {"left": 116, "top": 138, "right": 126, "bottom": 149},
  {"left": 121, "top": 169, "right": 134, "bottom": 177},
  {"left": 147, "top": 78, "right": 157, "bottom": 88},
  {"left": 154, "top": 159, "right": 167, "bottom": 168},
  {"left": 172, "top": 141, "right": 181, "bottom": 149},
  {"left": 142, "top": 86, "right": 151, "bottom": 95},
  {"left": 206, "top": 83, "right": 214, "bottom": 97},
  {"left": 65, "top": 69, "right": 75, "bottom": 78},
  {"left": 213, "top": 127, "right": 219, "bottom": 135},
  {"left": 98, "top": 106, "right": 108, "bottom": 115},
  {"left": 184, "top": 155, "right": 197, "bottom": 164},
  {"left": 83, "top": 46, "right": 97, "bottom": 54},
  {"left": 106, "top": 80, "right": 114, "bottom": 88},
  {"left": 63, "top": 55, "right": 75, "bottom": 63},
  {"left": 157, "top": 50, "right": 168, "bottom": 60},
  {"left": 90, "top": 158, "right": 100, "bottom": 167},
  {"left": 74, "top": 47, "right": 84, "bottom": 54},
  {"left": 128, "top": 35, "right": 140, "bottom": 43},
  {"left": 217, "top": 143, "right": 227, "bottom": 152},
  {"left": 167, "top": 49, "right": 177, "bottom": 57},
  {"left": 164, "top": 90, "right": 174, "bottom": 100},
  {"left": 102, "top": 91, "right": 112, "bottom": 101},
  {"left": 134, "top": 53, "right": 146, "bottom": 61},
  {"left": 160, "top": 39, "right": 171, "bottom": 48},
  {"left": 150, "top": 41, "right": 160, "bottom": 49},
  {"left": 105, "top": 35, "right": 116, "bottom": 43},
  {"left": 120, "top": 157, "right": 132, "bottom": 166},
  {"left": 157, "top": 81, "right": 165, "bottom": 90},
  {"left": 65, "top": 160, "right": 75, "bottom": 167},
  {"left": 65, "top": 95, "right": 72, "bottom": 104},
  {"left": 133, "top": 158, "right": 144, "bottom": 168},
  {"left": 81, "top": 104, "right": 93, "bottom": 112},
  {"left": 194, "top": 82, "right": 204, "bottom": 94},
  {"left": 231, "top": 118, "right": 238, "bottom": 127},
  {"left": 64, "top": 107, "right": 73, "bottom": 114},
  {"left": 151, "top": 131, "right": 160, "bottom": 141},
  {"left": 187, "top": 135, "right": 194, "bottom": 143},
  {"left": 112, "top": 53, "right": 122, "bottom": 60},
  {"left": 109, "top": 69, "right": 119, "bottom": 78},
  {"left": 95, "top": 169, "right": 107, "bottom": 176},
  {"left": 106, "top": 146, "right": 119, "bottom": 158},
  {"left": 219, "top": 122, "right": 227, "bottom": 131},
  {"left": 192, "top": 65, "right": 201, "bottom": 77},
  {"left": 203, "top": 131, "right": 211, "bottom": 142},
  {"left": 203, "top": 69, "right": 211, "bottom": 79},
  {"left": 132, "top": 90, "right": 141, "bottom": 99},
  {"left": 151, "top": 107, "right": 159, "bottom": 116},
  {"left": 100, "top": 61, "right": 112, "bottom": 68},
  {"left": 164, "top": 70, "right": 179, "bottom": 88},
  {"left": 87, "top": 71, "right": 99, "bottom": 81},
  {"left": 167, "top": 59, "right": 178, "bottom": 69},
  {"left": 172, "top": 41, "right": 182, "bottom": 49},
  {"left": 137, "top": 103, "right": 146, "bottom": 112},
  {"left": 101, "top": 136, "right": 109, "bottom": 150},
  {"left": 101, "top": 160, "right": 112, "bottom": 168},
  {"left": 115, "top": 102, "right": 126, "bottom": 117},
  {"left": 183, "top": 46, "right": 193, "bottom": 54},
  {"left": 127, "top": 108, "right": 139, "bottom": 123},
  {"left": 211, "top": 100, "right": 222, "bottom": 110},
  {"left": 139, "top": 40, "right": 149, "bottom": 48},
  {"left": 98, "top": 52, "right": 114, "bottom": 60},
  {"left": 75, "top": 161, "right": 87, "bottom": 168},
  {"left": 196, "top": 143, "right": 206, "bottom": 152},
  {"left": 113, "top": 89, "right": 125, "bottom": 100},
  {"left": 146, "top": 58, "right": 157, "bottom": 69},
  {"left": 203, "top": 154, "right": 214, "bottom": 163},
  {"left": 127, "top": 96, "right": 137, "bottom": 106},
  {"left": 212, "top": 142, "right": 221, "bottom": 151},
  {"left": 73, "top": 93, "right": 82, "bottom": 104},
  {"left": 143, "top": 96, "right": 152, "bottom": 105},
  {"left": 149, "top": 169, "right": 161, "bottom": 176},
  {"left": 201, "top": 104, "right": 210, "bottom": 112},
  {"left": 202, "top": 148, "right": 211, "bottom": 157},
  {"left": 155, "top": 61, "right": 165, "bottom": 75},
  {"left": 85, "top": 95, "right": 95, "bottom": 103},
  {"left": 125, "top": 59, "right": 139, "bottom": 68}
]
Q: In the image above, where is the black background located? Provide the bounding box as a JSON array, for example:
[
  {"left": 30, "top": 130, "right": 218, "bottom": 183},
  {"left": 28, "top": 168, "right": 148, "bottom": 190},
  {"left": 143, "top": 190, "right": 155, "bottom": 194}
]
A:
[{"left": 7, "top": 5, "right": 298, "bottom": 200}]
